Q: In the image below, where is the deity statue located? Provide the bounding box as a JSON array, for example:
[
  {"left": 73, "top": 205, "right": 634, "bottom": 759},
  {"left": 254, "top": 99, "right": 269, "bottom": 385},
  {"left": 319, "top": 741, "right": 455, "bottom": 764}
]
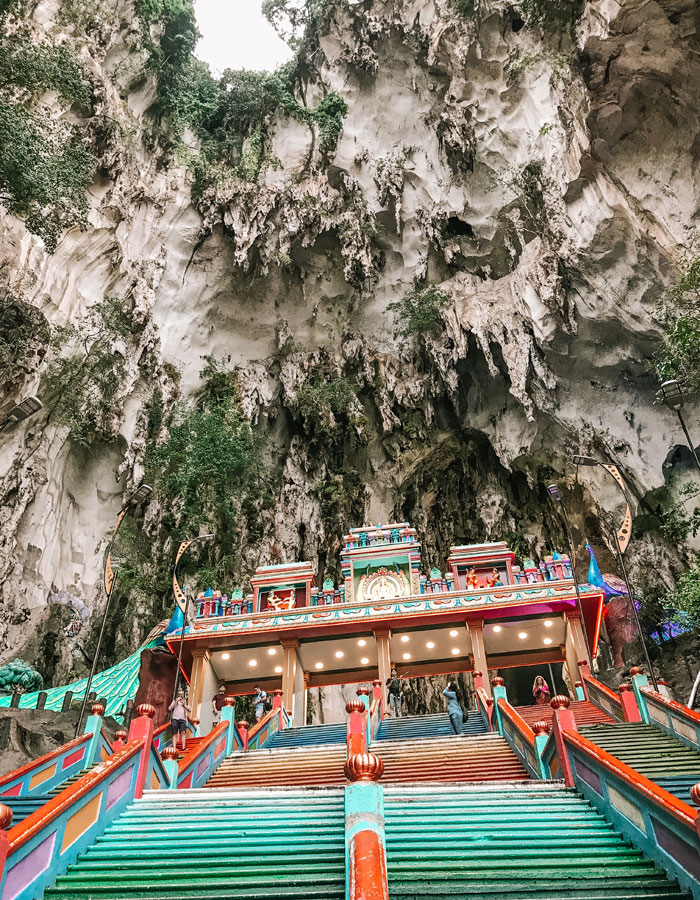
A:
[
  {"left": 486, "top": 568, "right": 502, "bottom": 587},
  {"left": 466, "top": 568, "right": 479, "bottom": 589}
]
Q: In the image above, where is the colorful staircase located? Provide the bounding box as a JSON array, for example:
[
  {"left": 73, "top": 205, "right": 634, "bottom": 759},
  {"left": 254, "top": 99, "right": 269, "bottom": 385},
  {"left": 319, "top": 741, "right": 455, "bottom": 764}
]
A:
[
  {"left": 44, "top": 788, "right": 345, "bottom": 899},
  {"left": 513, "top": 699, "right": 615, "bottom": 728},
  {"left": 375, "top": 711, "right": 487, "bottom": 740},
  {"left": 2, "top": 763, "right": 100, "bottom": 825},
  {"left": 384, "top": 782, "right": 691, "bottom": 899},
  {"left": 263, "top": 722, "right": 346, "bottom": 748},
  {"left": 580, "top": 722, "right": 700, "bottom": 804},
  {"left": 207, "top": 731, "right": 527, "bottom": 788}
]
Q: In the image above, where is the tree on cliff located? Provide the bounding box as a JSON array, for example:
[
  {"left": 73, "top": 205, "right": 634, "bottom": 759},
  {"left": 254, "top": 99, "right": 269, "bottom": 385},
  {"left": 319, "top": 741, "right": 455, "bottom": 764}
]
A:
[{"left": 0, "top": 659, "right": 43, "bottom": 695}]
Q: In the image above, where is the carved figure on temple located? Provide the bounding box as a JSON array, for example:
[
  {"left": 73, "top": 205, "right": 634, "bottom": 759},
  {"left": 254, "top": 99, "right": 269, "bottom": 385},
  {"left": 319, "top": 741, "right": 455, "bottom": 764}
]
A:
[
  {"left": 466, "top": 568, "right": 479, "bottom": 589},
  {"left": 267, "top": 591, "right": 296, "bottom": 611},
  {"left": 487, "top": 568, "right": 503, "bottom": 587}
]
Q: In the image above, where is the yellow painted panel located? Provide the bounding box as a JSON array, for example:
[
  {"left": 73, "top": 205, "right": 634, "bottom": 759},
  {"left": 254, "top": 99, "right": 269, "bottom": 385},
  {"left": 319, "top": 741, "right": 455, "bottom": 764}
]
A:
[
  {"left": 100, "top": 747, "right": 110, "bottom": 762},
  {"left": 62, "top": 793, "right": 101, "bottom": 852},
  {"left": 150, "top": 770, "right": 161, "bottom": 790},
  {"left": 29, "top": 762, "right": 57, "bottom": 790}
]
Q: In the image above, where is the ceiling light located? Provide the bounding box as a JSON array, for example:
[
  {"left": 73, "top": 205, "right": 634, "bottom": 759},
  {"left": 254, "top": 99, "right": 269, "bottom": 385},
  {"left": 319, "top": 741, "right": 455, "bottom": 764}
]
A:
[
  {"left": 543, "top": 637, "right": 553, "bottom": 645},
  {"left": 518, "top": 632, "right": 528, "bottom": 640},
  {"left": 451, "top": 648, "right": 460, "bottom": 656},
  {"left": 358, "top": 639, "right": 367, "bottom": 647},
  {"left": 400, "top": 635, "right": 409, "bottom": 643},
  {"left": 248, "top": 659, "right": 257, "bottom": 667},
  {"left": 426, "top": 641, "right": 435, "bottom": 649},
  {"left": 274, "top": 665, "right": 283, "bottom": 674},
  {"left": 221, "top": 652, "right": 230, "bottom": 660},
  {"left": 268, "top": 647, "right": 277, "bottom": 655},
  {"left": 544, "top": 620, "right": 553, "bottom": 628},
  {"left": 402, "top": 652, "right": 411, "bottom": 661},
  {"left": 360, "top": 657, "right": 369, "bottom": 665},
  {"left": 449, "top": 629, "right": 459, "bottom": 637},
  {"left": 335, "top": 650, "right": 344, "bottom": 659},
  {"left": 492, "top": 625, "right": 502, "bottom": 633},
  {"left": 315, "top": 662, "right": 324, "bottom": 670}
]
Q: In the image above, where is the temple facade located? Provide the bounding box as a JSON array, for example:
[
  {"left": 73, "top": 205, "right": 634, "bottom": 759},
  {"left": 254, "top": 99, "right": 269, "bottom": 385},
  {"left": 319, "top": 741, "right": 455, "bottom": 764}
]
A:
[{"left": 169, "top": 524, "right": 603, "bottom": 730}]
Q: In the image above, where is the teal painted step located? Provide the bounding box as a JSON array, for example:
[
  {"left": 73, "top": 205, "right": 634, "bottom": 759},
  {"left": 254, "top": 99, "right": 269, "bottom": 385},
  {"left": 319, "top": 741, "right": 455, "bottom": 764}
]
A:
[
  {"left": 264, "top": 723, "right": 346, "bottom": 748},
  {"left": 579, "top": 723, "right": 700, "bottom": 803},
  {"left": 375, "top": 712, "right": 487, "bottom": 741},
  {"left": 1, "top": 795, "right": 50, "bottom": 826},
  {"left": 44, "top": 788, "right": 345, "bottom": 899},
  {"left": 384, "top": 783, "right": 691, "bottom": 899}
]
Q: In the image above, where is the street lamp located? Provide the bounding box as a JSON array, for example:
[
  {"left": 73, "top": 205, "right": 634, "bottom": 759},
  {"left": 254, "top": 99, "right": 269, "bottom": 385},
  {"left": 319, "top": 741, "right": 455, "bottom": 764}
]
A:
[
  {"left": 571, "top": 456, "right": 658, "bottom": 689},
  {"left": 657, "top": 380, "right": 700, "bottom": 475},
  {"left": 0, "top": 396, "right": 43, "bottom": 433},
  {"left": 546, "top": 483, "right": 593, "bottom": 663},
  {"left": 171, "top": 533, "right": 215, "bottom": 705},
  {"left": 75, "top": 483, "right": 152, "bottom": 735}
]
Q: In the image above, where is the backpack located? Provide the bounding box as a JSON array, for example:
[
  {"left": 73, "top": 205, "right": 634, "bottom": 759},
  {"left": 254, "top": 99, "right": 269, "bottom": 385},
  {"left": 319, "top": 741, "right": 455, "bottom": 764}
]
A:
[{"left": 264, "top": 693, "right": 273, "bottom": 712}]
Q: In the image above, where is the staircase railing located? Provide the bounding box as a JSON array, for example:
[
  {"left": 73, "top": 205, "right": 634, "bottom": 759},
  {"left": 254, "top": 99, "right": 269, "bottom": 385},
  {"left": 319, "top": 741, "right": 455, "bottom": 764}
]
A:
[
  {"left": 561, "top": 727, "right": 700, "bottom": 898},
  {"left": 475, "top": 686, "right": 494, "bottom": 731},
  {"left": 633, "top": 672, "right": 700, "bottom": 752},
  {"left": 174, "top": 720, "right": 230, "bottom": 789},
  {"left": 495, "top": 698, "right": 550, "bottom": 779},
  {"left": 583, "top": 674, "right": 626, "bottom": 722}
]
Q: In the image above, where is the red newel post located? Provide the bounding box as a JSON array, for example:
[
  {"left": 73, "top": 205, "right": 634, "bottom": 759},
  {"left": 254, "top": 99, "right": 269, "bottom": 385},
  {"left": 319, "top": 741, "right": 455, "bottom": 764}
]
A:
[
  {"left": 112, "top": 729, "right": 128, "bottom": 753},
  {"left": 577, "top": 660, "right": 591, "bottom": 696},
  {"left": 127, "top": 703, "right": 156, "bottom": 799},
  {"left": 372, "top": 680, "right": 382, "bottom": 703},
  {"left": 473, "top": 671, "right": 484, "bottom": 691},
  {"left": 618, "top": 682, "right": 642, "bottom": 722},
  {"left": 0, "top": 804, "right": 12, "bottom": 883},
  {"left": 346, "top": 700, "right": 368, "bottom": 757},
  {"left": 550, "top": 695, "right": 577, "bottom": 788},
  {"left": 237, "top": 720, "right": 249, "bottom": 752}
]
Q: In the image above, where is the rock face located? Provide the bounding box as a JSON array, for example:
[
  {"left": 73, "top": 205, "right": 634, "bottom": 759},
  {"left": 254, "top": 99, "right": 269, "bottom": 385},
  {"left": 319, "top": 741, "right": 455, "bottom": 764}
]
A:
[{"left": 0, "top": 0, "right": 699, "bottom": 700}]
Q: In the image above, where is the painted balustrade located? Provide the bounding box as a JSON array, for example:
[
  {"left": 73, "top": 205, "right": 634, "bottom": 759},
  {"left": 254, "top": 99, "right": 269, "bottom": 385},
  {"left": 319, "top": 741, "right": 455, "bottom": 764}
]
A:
[
  {"left": 633, "top": 671, "right": 700, "bottom": 753},
  {"left": 175, "top": 720, "right": 230, "bottom": 790},
  {"left": 473, "top": 673, "right": 493, "bottom": 731},
  {"left": 562, "top": 728, "right": 700, "bottom": 898},
  {"left": 583, "top": 674, "right": 627, "bottom": 722},
  {"left": 344, "top": 753, "right": 389, "bottom": 900},
  {"left": 496, "top": 698, "right": 549, "bottom": 779},
  {"left": 0, "top": 735, "right": 149, "bottom": 900}
]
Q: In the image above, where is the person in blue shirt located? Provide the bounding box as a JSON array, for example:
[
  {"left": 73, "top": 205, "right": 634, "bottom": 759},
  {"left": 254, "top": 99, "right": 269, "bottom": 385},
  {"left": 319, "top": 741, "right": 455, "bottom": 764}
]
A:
[
  {"left": 443, "top": 681, "right": 463, "bottom": 735},
  {"left": 254, "top": 685, "right": 267, "bottom": 720}
]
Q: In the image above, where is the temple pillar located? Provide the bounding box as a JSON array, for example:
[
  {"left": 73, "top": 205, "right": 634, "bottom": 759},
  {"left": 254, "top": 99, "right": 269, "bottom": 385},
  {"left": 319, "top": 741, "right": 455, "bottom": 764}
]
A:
[
  {"left": 566, "top": 612, "right": 590, "bottom": 666},
  {"left": 467, "top": 620, "right": 491, "bottom": 697},
  {"left": 189, "top": 649, "right": 211, "bottom": 724},
  {"left": 374, "top": 629, "right": 392, "bottom": 717},
  {"left": 281, "top": 639, "right": 305, "bottom": 726}
]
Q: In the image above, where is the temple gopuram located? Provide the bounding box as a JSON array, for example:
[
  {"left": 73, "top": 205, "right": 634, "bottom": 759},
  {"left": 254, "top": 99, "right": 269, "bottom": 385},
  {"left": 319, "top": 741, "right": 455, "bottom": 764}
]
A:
[{"left": 170, "top": 524, "right": 602, "bottom": 730}]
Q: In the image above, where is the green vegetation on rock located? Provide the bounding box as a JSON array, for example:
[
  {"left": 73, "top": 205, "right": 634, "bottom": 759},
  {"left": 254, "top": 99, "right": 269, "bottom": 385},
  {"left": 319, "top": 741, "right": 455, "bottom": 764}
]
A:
[
  {"left": 655, "top": 254, "right": 700, "bottom": 392},
  {"left": 663, "top": 562, "right": 700, "bottom": 631},
  {"left": 388, "top": 285, "right": 450, "bottom": 338},
  {"left": 0, "top": 658, "right": 43, "bottom": 694}
]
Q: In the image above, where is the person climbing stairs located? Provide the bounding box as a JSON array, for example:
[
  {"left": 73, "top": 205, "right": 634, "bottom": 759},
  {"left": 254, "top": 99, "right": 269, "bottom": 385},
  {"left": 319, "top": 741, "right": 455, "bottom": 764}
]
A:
[
  {"left": 384, "top": 781, "right": 691, "bottom": 899},
  {"left": 207, "top": 731, "right": 527, "bottom": 788},
  {"left": 513, "top": 698, "right": 615, "bottom": 729},
  {"left": 375, "top": 711, "right": 487, "bottom": 740},
  {"left": 43, "top": 788, "right": 345, "bottom": 899},
  {"left": 579, "top": 722, "right": 700, "bottom": 803}
]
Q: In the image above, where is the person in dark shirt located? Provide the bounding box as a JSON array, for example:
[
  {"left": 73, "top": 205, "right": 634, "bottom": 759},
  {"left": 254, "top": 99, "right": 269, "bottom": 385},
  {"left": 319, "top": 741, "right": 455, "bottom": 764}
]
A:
[
  {"left": 212, "top": 684, "right": 227, "bottom": 725},
  {"left": 443, "top": 681, "right": 463, "bottom": 735},
  {"left": 386, "top": 667, "right": 404, "bottom": 718}
]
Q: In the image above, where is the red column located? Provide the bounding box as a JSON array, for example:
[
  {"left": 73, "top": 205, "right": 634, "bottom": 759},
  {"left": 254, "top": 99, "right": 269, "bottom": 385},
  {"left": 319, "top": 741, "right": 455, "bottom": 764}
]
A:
[
  {"left": 473, "top": 671, "right": 484, "bottom": 691},
  {"left": 619, "top": 682, "right": 642, "bottom": 722},
  {"left": 237, "top": 720, "right": 249, "bottom": 751},
  {"left": 346, "top": 700, "right": 368, "bottom": 756},
  {"left": 127, "top": 703, "right": 156, "bottom": 799},
  {"left": 550, "top": 695, "right": 577, "bottom": 788}
]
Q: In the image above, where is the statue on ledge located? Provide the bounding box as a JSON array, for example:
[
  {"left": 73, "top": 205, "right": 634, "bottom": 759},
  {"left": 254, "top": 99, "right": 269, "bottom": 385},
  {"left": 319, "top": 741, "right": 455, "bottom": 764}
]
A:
[
  {"left": 267, "top": 590, "right": 296, "bottom": 611},
  {"left": 466, "top": 568, "right": 479, "bottom": 589},
  {"left": 487, "top": 568, "right": 503, "bottom": 587}
]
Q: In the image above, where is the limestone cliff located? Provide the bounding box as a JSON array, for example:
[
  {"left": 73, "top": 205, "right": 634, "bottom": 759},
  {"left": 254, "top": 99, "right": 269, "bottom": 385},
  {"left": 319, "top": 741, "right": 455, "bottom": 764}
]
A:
[{"left": 0, "top": 0, "right": 699, "bottom": 697}]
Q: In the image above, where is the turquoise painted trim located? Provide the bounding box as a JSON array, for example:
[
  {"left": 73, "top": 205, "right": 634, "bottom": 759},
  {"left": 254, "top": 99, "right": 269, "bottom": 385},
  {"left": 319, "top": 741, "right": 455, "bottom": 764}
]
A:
[
  {"left": 632, "top": 674, "right": 651, "bottom": 724},
  {"left": 575, "top": 685, "right": 586, "bottom": 701},
  {"left": 250, "top": 709, "right": 281, "bottom": 750},
  {"left": 492, "top": 685, "right": 507, "bottom": 735},
  {"left": 82, "top": 716, "right": 104, "bottom": 767},
  {"left": 0, "top": 742, "right": 142, "bottom": 900},
  {"left": 0, "top": 734, "right": 92, "bottom": 799},
  {"left": 540, "top": 731, "right": 558, "bottom": 778},
  {"left": 641, "top": 687, "right": 700, "bottom": 753},
  {"left": 356, "top": 693, "right": 371, "bottom": 750},
  {"left": 564, "top": 733, "right": 700, "bottom": 899},
  {"left": 344, "top": 781, "right": 385, "bottom": 900},
  {"left": 162, "top": 758, "right": 178, "bottom": 789},
  {"left": 221, "top": 707, "right": 237, "bottom": 756},
  {"left": 0, "top": 639, "right": 159, "bottom": 720},
  {"left": 177, "top": 722, "right": 229, "bottom": 789},
  {"left": 496, "top": 699, "right": 543, "bottom": 779},
  {"left": 143, "top": 744, "right": 171, "bottom": 791}
]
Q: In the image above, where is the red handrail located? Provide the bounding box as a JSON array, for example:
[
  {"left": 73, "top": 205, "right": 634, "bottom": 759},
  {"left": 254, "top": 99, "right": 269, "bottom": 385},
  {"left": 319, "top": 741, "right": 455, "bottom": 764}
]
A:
[
  {"left": 177, "top": 721, "right": 229, "bottom": 774},
  {"left": 563, "top": 729, "right": 698, "bottom": 829},
  {"left": 641, "top": 687, "right": 700, "bottom": 726},
  {"left": 584, "top": 674, "right": 622, "bottom": 707},
  {"left": 7, "top": 740, "right": 143, "bottom": 851},
  {"left": 0, "top": 733, "right": 91, "bottom": 791},
  {"left": 246, "top": 707, "right": 277, "bottom": 743},
  {"left": 497, "top": 699, "right": 536, "bottom": 748}
]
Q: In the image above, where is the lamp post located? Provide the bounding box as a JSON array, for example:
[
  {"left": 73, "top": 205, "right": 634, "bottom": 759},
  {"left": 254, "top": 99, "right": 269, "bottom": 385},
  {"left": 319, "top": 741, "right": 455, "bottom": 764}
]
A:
[
  {"left": 657, "top": 379, "right": 700, "bottom": 475},
  {"left": 75, "top": 483, "right": 152, "bottom": 735},
  {"left": 547, "top": 483, "right": 593, "bottom": 664},
  {"left": 0, "top": 396, "right": 43, "bottom": 433},
  {"left": 571, "top": 455, "right": 658, "bottom": 690},
  {"left": 171, "top": 533, "right": 215, "bottom": 705}
]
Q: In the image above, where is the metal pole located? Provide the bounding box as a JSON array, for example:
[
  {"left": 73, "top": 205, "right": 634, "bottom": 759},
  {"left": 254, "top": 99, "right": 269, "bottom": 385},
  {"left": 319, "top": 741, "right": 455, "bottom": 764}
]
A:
[
  {"left": 560, "top": 505, "right": 594, "bottom": 665},
  {"left": 172, "top": 591, "right": 190, "bottom": 705},
  {"left": 676, "top": 409, "right": 700, "bottom": 475},
  {"left": 610, "top": 525, "right": 659, "bottom": 691},
  {"left": 547, "top": 662, "right": 556, "bottom": 695}
]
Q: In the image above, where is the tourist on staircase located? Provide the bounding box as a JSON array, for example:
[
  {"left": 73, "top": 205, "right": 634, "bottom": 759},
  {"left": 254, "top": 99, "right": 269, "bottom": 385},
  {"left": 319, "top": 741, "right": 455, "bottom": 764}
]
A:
[
  {"left": 443, "top": 680, "right": 463, "bottom": 735},
  {"left": 254, "top": 684, "right": 267, "bottom": 721},
  {"left": 386, "top": 668, "right": 404, "bottom": 718},
  {"left": 168, "top": 688, "right": 191, "bottom": 751},
  {"left": 211, "top": 684, "right": 227, "bottom": 726},
  {"left": 532, "top": 674, "right": 551, "bottom": 705}
]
